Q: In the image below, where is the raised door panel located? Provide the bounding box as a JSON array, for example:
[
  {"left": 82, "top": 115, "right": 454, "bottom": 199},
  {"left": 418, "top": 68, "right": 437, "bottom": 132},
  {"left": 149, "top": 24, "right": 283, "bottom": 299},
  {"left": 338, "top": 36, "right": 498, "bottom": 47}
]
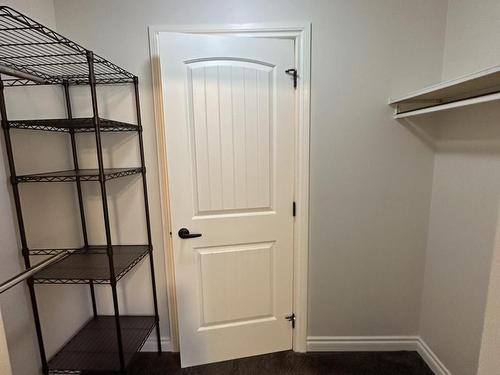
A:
[
  {"left": 186, "top": 60, "right": 274, "bottom": 215},
  {"left": 196, "top": 241, "right": 275, "bottom": 329}
]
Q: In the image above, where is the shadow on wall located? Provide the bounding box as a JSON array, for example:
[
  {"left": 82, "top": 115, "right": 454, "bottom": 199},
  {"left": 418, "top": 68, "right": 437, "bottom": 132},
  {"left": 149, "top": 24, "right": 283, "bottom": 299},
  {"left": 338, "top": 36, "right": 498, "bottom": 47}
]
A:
[
  {"left": 396, "top": 114, "right": 439, "bottom": 152},
  {"left": 395, "top": 100, "right": 500, "bottom": 155},
  {"left": 434, "top": 101, "right": 500, "bottom": 154}
]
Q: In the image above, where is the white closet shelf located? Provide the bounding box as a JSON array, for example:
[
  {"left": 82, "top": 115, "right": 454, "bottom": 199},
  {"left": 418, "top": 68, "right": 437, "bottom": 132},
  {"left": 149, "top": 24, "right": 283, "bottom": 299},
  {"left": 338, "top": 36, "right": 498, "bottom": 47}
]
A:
[{"left": 389, "top": 65, "right": 500, "bottom": 118}]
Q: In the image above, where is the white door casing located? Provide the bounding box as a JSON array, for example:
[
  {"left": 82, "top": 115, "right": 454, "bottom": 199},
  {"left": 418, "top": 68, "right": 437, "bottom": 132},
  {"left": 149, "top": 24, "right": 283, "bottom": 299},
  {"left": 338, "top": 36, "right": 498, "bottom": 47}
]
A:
[{"left": 159, "top": 33, "right": 296, "bottom": 367}]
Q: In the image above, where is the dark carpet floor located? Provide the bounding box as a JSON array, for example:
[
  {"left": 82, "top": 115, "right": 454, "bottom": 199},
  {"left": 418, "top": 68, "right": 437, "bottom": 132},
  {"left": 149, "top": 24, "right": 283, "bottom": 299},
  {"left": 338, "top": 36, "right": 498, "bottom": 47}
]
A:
[{"left": 126, "top": 351, "right": 434, "bottom": 375}]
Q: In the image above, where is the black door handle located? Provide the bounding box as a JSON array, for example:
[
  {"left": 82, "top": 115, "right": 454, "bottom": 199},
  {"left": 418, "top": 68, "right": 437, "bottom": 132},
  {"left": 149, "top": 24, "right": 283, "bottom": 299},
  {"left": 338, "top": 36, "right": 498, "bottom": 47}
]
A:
[{"left": 178, "top": 228, "right": 202, "bottom": 239}]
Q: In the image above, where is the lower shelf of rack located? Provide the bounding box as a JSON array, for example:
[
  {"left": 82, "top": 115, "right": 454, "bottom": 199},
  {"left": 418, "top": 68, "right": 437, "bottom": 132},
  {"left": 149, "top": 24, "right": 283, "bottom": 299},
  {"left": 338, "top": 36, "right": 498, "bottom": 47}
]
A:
[{"left": 48, "top": 315, "right": 156, "bottom": 374}]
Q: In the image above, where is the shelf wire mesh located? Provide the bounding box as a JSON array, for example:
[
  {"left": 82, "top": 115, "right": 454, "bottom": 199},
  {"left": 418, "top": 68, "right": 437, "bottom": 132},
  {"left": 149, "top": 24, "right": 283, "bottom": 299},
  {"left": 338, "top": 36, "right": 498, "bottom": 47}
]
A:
[
  {"left": 0, "top": 6, "right": 135, "bottom": 86},
  {"left": 31, "top": 245, "right": 150, "bottom": 284},
  {"left": 47, "top": 316, "right": 157, "bottom": 373},
  {"left": 16, "top": 167, "right": 143, "bottom": 183},
  {"left": 8, "top": 118, "right": 140, "bottom": 132}
]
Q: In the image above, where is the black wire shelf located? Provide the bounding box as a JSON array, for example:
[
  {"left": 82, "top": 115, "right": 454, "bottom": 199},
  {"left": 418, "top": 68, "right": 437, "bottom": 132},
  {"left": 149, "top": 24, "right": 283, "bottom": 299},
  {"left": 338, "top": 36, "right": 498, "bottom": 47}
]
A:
[
  {"left": 33, "top": 245, "right": 150, "bottom": 285},
  {"left": 16, "top": 167, "right": 143, "bottom": 183},
  {"left": 47, "top": 315, "right": 156, "bottom": 374},
  {"left": 0, "top": 6, "right": 135, "bottom": 86},
  {"left": 8, "top": 117, "right": 140, "bottom": 132},
  {"left": 0, "top": 6, "right": 162, "bottom": 371}
]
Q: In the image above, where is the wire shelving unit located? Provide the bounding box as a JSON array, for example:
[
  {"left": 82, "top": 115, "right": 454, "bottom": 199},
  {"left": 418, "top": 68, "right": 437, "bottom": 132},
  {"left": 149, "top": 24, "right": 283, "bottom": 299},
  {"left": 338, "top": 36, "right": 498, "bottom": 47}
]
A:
[{"left": 0, "top": 6, "right": 161, "bottom": 374}]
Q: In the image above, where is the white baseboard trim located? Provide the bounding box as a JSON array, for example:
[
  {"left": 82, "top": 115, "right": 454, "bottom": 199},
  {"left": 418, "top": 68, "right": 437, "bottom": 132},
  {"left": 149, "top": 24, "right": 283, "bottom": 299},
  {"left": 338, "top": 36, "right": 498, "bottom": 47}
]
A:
[
  {"left": 416, "top": 338, "right": 452, "bottom": 375},
  {"left": 307, "top": 336, "right": 451, "bottom": 375},
  {"left": 307, "top": 335, "right": 419, "bottom": 352},
  {"left": 141, "top": 335, "right": 450, "bottom": 374},
  {"left": 141, "top": 336, "right": 173, "bottom": 352}
]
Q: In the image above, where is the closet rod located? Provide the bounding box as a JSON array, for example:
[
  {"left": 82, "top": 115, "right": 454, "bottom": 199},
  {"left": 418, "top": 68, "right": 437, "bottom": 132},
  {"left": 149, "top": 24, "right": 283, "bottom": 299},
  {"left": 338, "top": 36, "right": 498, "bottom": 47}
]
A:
[
  {"left": 0, "top": 252, "right": 67, "bottom": 294},
  {"left": 0, "top": 65, "right": 47, "bottom": 84}
]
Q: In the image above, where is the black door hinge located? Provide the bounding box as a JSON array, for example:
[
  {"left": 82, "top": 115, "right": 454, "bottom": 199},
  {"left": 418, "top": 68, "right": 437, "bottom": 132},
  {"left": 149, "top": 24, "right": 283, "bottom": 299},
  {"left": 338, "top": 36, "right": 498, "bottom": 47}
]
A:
[
  {"left": 285, "top": 68, "right": 298, "bottom": 89},
  {"left": 293, "top": 201, "right": 296, "bottom": 217},
  {"left": 285, "top": 313, "right": 296, "bottom": 328}
]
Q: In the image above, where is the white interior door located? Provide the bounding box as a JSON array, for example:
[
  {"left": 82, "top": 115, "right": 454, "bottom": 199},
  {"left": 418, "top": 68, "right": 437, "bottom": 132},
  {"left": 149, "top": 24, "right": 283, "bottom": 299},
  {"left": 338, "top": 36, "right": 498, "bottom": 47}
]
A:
[{"left": 160, "top": 32, "right": 295, "bottom": 367}]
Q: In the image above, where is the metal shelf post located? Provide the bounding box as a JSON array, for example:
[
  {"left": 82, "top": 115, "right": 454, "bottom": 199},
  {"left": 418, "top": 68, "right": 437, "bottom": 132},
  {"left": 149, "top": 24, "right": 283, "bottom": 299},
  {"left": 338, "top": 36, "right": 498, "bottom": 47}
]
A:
[
  {"left": 63, "top": 80, "right": 98, "bottom": 318},
  {"left": 87, "top": 50, "right": 125, "bottom": 373},
  {"left": 133, "top": 76, "right": 162, "bottom": 353},
  {"left": 0, "top": 76, "right": 49, "bottom": 375}
]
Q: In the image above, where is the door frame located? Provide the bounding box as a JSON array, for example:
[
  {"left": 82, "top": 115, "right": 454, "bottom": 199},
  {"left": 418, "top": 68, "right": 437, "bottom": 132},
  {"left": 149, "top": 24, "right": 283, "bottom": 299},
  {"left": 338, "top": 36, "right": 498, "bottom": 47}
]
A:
[{"left": 148, "top": 23, "right": 311, "bottom": 353}]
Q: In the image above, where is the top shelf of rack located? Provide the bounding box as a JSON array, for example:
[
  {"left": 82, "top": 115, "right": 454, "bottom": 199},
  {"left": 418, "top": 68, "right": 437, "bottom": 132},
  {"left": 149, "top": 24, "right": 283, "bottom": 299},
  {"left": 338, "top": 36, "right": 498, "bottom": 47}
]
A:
[
  {"left": 389, "top": 65, "right": 500, "bottom": 118},
  {"left": 0, "top": 6, "right": 135, "bottom": 86}
]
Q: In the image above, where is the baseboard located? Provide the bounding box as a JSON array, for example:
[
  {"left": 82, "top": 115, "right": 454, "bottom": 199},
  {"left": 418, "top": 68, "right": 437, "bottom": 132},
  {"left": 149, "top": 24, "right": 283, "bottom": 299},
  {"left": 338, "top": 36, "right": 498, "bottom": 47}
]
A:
[
  {"left": 307, "top": 335, "right": 420, "bottom": 352},
  {"left": 416, "top": 338, "right": 452, "bottom": 375},
  {"left": 307, "top": 336, "right": 451, "bottom": 375},
  {"left": 140, "top": 335, "right": 450, "bottom": 373},
  {"left": 141, "top": 336, "right": 173, "bottom": 352}
]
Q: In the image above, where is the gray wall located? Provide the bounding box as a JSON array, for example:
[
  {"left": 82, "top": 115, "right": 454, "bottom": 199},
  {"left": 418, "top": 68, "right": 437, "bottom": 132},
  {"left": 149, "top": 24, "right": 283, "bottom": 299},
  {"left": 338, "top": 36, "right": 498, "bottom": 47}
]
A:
[
  {"left": 419, "top": 105, "right": 500, "bottom": 375},
  {"left": 442, "top": 0, "right": 500, "bottom": 80},
  {"left": 478, "top": 212, "right": 500, "bottom": 374},
  {"left": 52, "top": 0, "right": 447, "bottom": 342},
  {"left": 418, "top": 1, "right": 500, "bottom": 374}
]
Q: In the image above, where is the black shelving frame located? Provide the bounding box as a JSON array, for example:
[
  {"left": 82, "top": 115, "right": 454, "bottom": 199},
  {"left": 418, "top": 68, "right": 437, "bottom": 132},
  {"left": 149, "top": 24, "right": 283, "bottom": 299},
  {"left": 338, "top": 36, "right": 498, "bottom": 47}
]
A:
[{"left": 0, "top": 6, "right": 161, "bottom": 374}]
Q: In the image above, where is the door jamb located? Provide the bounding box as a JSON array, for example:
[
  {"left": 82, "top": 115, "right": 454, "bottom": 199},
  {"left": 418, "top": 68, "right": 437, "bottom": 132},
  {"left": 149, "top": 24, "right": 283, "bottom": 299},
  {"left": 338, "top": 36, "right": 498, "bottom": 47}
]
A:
[{"left": 148, "top": 23, "right": 311, "bottom": 353}]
